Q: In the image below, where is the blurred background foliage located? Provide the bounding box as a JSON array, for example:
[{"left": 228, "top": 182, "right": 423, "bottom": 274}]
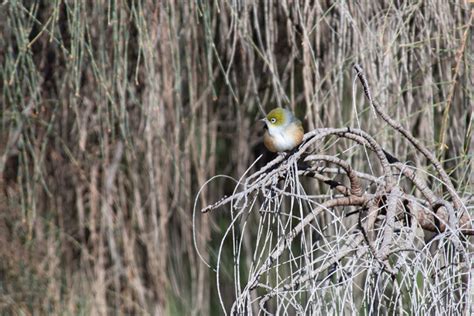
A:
[{"left": 0, "top": 0, "right": 471, "bottom": 314}]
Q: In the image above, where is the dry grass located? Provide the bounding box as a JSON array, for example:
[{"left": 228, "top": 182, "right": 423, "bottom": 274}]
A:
[{"left": 0, "top": 1, "right": 472, "bottom": 315}]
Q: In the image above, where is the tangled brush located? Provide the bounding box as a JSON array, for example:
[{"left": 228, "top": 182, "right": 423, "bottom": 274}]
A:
[{"left": 195, "top": 65, "right": 472, "bottom": 315}]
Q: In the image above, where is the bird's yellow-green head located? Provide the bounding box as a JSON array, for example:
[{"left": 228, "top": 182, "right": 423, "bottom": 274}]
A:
[
  {"left": 262, "top": 107, "right": 304, "bottom": 152},
  {"left": 264, "top": 108, "right": 294, "bottom": 128}
]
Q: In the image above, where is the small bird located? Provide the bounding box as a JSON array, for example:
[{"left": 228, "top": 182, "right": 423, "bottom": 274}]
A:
[{"left": 262, "top": 108, "right": 305, "bottom": 152}]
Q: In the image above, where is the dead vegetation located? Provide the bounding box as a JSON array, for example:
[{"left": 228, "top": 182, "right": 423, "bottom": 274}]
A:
[
  {"left": 0, "top": 1, "right": 472, "bottom": 314},
  {"left": 198, "top": 66, "right": 472, "bottom": 314}
]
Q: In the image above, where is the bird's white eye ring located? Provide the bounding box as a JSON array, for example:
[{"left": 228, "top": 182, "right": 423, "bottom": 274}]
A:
[{"left": 270, "top": 118, "right": 276, "bottom": 123}]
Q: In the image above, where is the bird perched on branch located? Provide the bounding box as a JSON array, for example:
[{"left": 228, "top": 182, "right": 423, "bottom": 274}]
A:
[{"left": 262, "top": 108, "right": 304, "bottom": 152}]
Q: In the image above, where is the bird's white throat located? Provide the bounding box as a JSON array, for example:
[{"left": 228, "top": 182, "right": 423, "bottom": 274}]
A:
[{"left": 267, "top": 124, "right": 298, "bottom": 151}]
